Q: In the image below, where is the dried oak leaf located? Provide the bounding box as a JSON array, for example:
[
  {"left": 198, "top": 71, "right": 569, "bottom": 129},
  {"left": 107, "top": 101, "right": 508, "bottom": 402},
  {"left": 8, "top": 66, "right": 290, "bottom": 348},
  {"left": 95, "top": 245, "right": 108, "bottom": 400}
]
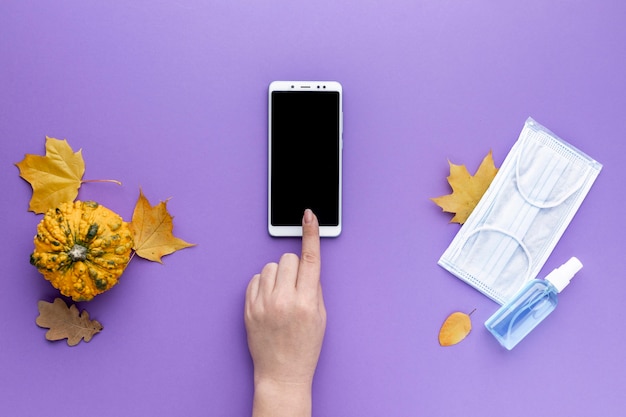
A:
[
  {"left": 15, "top": 137, "right": 85, "bottom": 214},
  {"left": 36, "top": 298, "right": 103, "bottom": 346},
  {"left": 129, "top": 189, "right": 195, "bottom": 263},
  {"left": 438, "top": 310, "right": 475, "bottom": 346},
  {"left": 431, "top": 150, "right": 498, "bottom": 224}
]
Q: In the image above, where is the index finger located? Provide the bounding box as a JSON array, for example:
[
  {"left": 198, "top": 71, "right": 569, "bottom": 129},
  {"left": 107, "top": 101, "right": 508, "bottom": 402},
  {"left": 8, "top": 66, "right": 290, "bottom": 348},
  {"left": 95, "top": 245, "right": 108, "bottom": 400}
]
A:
[{"left": 297, "top": 209, "right": 321, "bottom": 291}]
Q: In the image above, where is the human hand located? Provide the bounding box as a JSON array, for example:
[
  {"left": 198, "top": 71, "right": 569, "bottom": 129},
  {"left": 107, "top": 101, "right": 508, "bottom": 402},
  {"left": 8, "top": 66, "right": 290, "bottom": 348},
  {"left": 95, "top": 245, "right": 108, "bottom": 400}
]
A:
[{"left": 245, "top": 209, "right": 326, "bottom": 417}]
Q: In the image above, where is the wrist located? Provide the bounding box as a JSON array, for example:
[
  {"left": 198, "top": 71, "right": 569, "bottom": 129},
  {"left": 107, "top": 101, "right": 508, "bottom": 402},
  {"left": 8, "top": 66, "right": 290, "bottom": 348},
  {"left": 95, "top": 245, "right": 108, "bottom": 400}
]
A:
[{"left": 252, "top": 376, "right": 313, "bottom": 417}]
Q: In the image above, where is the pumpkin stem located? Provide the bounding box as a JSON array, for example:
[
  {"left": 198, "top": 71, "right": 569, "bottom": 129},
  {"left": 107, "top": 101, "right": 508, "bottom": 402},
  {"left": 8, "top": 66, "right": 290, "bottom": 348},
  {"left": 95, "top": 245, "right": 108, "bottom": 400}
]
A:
[{"left": 68, "top": 244, "right": 88, "bottom": 262}]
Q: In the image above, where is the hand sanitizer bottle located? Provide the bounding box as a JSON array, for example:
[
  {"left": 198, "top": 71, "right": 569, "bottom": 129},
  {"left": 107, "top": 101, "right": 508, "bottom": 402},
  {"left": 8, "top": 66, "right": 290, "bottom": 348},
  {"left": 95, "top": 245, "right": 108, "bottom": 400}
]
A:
[{"left": 484, "top": 257, "right": 583, "bottom": 350}]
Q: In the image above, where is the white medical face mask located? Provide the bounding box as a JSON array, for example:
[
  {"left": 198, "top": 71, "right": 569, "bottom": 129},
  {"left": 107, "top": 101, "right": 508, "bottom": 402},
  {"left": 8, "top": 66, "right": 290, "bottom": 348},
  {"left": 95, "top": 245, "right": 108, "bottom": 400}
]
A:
[{"left": 438, "top": 118, "right": 602, "bottom": 304}]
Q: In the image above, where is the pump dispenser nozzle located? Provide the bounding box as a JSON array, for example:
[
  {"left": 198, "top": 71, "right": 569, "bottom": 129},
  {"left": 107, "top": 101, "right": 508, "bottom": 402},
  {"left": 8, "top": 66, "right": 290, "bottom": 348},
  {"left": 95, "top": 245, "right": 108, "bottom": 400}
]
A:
[{"left": 544, "top": 257, "right": 583, "bottom": 293}]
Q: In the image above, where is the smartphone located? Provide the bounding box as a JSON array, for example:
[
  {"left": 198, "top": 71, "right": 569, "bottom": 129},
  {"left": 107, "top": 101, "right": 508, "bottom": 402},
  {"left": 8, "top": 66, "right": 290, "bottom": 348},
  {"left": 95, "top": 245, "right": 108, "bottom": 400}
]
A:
[{"left": 268, "top": 81, "right": 343, "bottom": 237}]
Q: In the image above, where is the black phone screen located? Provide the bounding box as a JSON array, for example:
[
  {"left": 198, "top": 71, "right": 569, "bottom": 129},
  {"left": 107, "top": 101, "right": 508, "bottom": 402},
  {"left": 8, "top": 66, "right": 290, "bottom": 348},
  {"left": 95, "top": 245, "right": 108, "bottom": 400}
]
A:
[{"left": 270, "top": 90, "right": 340, "bottom": 227}]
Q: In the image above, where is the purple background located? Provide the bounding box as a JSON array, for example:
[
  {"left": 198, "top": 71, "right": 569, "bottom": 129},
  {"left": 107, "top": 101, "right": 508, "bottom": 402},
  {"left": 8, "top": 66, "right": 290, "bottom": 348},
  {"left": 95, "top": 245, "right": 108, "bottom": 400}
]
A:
[{"left": 1, "top": 1, "right": 624, "bottom": 415}]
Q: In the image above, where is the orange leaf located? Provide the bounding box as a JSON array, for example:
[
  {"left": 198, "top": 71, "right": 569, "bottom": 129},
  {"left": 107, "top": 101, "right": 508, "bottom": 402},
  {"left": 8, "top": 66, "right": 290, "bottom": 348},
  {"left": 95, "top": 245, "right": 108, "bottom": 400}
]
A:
[
  {"left": 129, "top": 189, "right": 195, "bottom": 263},
  {"left": 15, "top": 137, "right": 85, "bottom": 214},
  {"left": 431, "top": 150, "right": 498, "bottom": 224},
  {"left": 438, "top": 310, "right": 474, "bottom": 346},
  {"left": 36, "top": 298, "right": 102, "bottom": 346}
]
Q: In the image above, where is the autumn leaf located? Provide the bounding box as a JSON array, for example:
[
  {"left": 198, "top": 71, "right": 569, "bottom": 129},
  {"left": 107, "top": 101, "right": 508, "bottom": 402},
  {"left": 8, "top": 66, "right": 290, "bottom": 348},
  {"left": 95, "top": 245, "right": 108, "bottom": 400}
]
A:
[
  {"left": 438, "top": 310, "right": 475, "bottom": 346},
  {"left": 431, "top": 150, "right": 499, "bottom": 224},
  {"left": 36, "top": 298, "right": 103, "bottom": 346},
  {"left": 15, "top": 136, "right": 120, "bottom": 214},
  {"left": 15, "top": 137, "right": 85, "bottom": 214},
  {"left": 129, "top": 189, "right": 195, "bottom": 263}
]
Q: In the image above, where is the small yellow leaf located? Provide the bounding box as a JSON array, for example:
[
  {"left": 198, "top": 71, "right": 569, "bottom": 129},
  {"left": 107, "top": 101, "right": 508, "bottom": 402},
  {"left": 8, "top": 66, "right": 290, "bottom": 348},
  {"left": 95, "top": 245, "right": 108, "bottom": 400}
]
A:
[
  {"left": 438, "top": 310, "right": 474, "bottom": 346},
  {"left": 431, "top": 150, "right": 498, "bottom": 224},
  {"left": 129, "top": 189, "right": 195, "bottom": 263},
  {"left": 15, "top": 137, "right": 85, "bottom": 214}
]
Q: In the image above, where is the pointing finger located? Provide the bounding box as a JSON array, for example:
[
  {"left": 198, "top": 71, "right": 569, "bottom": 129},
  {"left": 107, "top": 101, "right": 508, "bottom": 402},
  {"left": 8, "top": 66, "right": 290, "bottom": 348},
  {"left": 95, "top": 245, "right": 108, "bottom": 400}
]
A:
[{"left": 297, "top": 209, "right": 321, "bottom": 291}]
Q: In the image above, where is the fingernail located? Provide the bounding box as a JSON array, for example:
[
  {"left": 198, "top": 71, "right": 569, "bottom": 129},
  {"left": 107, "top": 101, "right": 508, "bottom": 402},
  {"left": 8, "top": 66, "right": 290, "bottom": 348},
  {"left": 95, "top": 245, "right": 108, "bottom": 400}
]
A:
[{"left": 303, "top": 209, "right": 314, "bottom": 225}]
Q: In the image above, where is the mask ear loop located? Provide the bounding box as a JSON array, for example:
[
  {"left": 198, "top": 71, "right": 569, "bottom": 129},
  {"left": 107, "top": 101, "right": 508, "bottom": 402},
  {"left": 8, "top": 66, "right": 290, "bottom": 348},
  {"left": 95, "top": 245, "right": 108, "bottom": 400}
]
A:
[
  {"left": 515, "top": 139, "right": 589, "bottom": 209},
  {"left": 459, "top": 225, "right": 533, "bottom": 303}
]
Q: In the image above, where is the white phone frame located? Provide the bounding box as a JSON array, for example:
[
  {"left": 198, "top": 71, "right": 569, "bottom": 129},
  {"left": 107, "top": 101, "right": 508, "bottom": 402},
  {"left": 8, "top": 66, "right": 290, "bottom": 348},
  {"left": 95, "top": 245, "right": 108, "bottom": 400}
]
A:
[{"left": 267, "top": 80, "right": 343, "bottom": 237}]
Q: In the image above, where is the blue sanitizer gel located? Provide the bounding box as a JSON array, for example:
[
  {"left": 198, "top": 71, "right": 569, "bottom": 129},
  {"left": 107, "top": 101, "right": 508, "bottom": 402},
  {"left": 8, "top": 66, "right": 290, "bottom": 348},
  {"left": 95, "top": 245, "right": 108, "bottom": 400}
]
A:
[{"left": 485, "top": 257, "right": 582, "bottom": 350}]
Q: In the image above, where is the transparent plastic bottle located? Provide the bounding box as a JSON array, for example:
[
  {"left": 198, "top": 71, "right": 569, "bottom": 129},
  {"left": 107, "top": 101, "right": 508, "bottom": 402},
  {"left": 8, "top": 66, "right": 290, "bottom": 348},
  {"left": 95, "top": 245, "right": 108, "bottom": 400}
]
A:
[{"left": 484, "top": 257, "right": 583, "bottom": 350}]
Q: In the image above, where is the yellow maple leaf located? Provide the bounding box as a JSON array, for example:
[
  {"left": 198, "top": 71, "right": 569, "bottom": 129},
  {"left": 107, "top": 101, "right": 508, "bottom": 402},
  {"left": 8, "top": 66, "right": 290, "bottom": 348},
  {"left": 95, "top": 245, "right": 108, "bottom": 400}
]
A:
[
  {"left": 15, "top": 137, "right": 85, "bottom": 214},
  {"left": 129, "top": 189, "right": 195, "bottom": 263},
  {"left": 431, "top": 150, "right": 499, "bottom": 224}
]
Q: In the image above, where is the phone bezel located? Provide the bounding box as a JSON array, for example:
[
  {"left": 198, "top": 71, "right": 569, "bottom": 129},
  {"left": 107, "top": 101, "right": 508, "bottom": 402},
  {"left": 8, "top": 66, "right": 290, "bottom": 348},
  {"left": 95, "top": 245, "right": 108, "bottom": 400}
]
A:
[{"left": 267, "top": 80, "right": 343, "bottom": 237}]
